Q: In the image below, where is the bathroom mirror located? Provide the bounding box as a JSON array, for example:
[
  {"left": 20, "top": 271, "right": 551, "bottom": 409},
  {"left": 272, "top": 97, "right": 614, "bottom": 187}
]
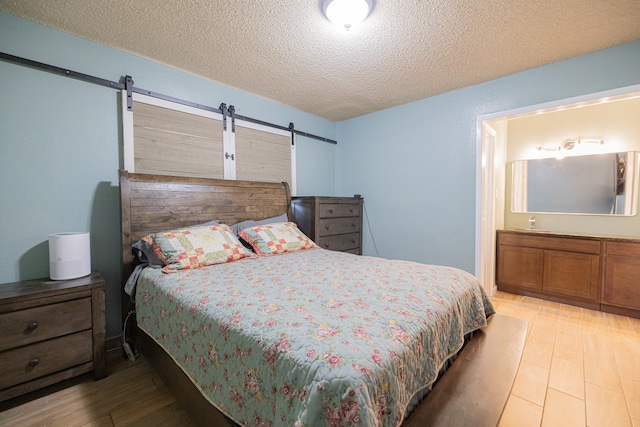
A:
[{"left": 511, "top": 151, "right": 638, "bottom": 215}]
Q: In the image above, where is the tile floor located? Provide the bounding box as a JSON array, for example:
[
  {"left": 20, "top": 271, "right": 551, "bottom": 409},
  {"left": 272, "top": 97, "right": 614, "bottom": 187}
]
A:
[{"left": 492, "top": 291, "right": 640, "bottom": 427}]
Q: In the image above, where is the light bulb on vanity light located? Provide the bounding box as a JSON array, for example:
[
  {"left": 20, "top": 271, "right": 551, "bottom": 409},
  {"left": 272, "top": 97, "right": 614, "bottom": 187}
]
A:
[{"left": 578, "top": 138, "right": 605, "bottom": 145}]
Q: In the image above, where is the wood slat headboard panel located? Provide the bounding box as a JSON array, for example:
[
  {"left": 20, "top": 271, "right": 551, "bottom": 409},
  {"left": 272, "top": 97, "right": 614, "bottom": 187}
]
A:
[{"left": 119, "top": 170, "right": 291, "bottom": 291}]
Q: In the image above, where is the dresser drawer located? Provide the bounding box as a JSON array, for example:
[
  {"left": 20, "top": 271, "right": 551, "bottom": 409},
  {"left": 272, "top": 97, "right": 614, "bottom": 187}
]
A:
[
  {"left": 0, "top": 330, "right": 93, "bottom": 390},
  {"left": 317, "top": 233, "right": 360, "bottom": 251},
  {"left": 318, "top": 217, "right": 361, "bottom": 237},
  {"left": 319, "top": 203, "right": 360, "bottom": 218},
  {"left": 0, "top": 298, "right": 92, "bottom": 351}
]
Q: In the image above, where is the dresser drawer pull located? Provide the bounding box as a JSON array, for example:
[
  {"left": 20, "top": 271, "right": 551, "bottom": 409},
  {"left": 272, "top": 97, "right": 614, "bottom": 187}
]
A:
[
  {"left": 351, "top": 239, "right": 356, "bottom": 243},
  {"left": 349, "top": 208, "right": 353, "bottom": 213},
  {"left": 324, "top": 243, "right": 330, "bottom": 248},
  {"left": 351, "top": 223, "right": 356, "bottom": 227},
  {"left": 27, "top": 322, "right": 38, "bottom": 331},
  {"left": 28, "top": 358, "right": 40, "bottom": 367},
  {"left": 325, "top": 225, "right": 330, "bottom": 230},
  {"left": 328, "top": 209, "right": 334, "bottom": 214}
]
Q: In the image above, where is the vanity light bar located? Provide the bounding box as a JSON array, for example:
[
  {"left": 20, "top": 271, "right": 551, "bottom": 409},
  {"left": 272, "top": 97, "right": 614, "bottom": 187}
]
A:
[{"left": 537, "top": 138, "right": 605, "bottom": 152}]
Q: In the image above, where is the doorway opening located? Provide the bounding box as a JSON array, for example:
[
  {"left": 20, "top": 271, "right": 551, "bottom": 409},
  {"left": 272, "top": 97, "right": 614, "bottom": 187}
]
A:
[{"left": 476, "top": 84, "right": 640, "bottom": 296}]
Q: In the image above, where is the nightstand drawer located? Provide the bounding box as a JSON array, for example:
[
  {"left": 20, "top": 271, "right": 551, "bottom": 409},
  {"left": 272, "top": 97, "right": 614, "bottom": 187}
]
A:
[
  {"left": 0, "top": 272, "right": 106, "bottom": 402},
  {"left": 0, "top": 298, "right": 92, "bottom": 351},
  {"left": 318, "top": 233, "right": 360, "bottom": 252},
  {"left": 0, "top": 330, "right": 93, "bottom": 390},
  {"left": 319, "top": 203, "right": 360, "bottom": 218},
  {"left": 318, "top": 217, "right": 361, "bottom": 237}
]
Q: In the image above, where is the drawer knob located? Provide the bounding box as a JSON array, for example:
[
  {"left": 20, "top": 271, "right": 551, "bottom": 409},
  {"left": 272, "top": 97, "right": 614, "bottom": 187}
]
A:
[
  {"left": 351, "top": 239, "right": 356, "bottom": 243},
  {"left": 328, "top": 209, "right": 334, "bottom": 214},
  {"left": 349, "top": 209, "right": 353, "bottom": 213},
  {"left": 28, "top": 358, "right": 40, "bottom": 367},
  {"left": 27, "top": 322, "right": 38, "bottom": 331},
  {"left": 351, "top": 223, "right": 356, "bottom": 227},
  {"left": 324, "top": 243, "right": 330, "bottom": 248},
  {"left": 324, "top": 225, "right": 330, "bottom": 230}
]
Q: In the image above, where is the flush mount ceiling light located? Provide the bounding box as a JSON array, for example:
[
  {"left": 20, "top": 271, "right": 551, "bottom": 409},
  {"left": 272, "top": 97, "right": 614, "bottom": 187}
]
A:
[{"left": 323, "top": 0, "right": 374, "bottom": 30}]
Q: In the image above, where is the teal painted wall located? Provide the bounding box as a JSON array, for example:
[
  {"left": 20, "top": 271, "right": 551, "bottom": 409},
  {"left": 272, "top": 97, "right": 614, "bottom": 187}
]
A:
[
  {"left": 0, "top": 12, "right": 336, "bottom": 337},
  {"left": 336, "top": 40, "right": 640, "bottom": 273}
]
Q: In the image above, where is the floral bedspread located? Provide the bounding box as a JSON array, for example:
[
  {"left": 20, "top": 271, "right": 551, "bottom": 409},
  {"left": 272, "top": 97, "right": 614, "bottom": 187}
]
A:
[{"left": 135, "top": 249, "right": 494, "bottom": 427}]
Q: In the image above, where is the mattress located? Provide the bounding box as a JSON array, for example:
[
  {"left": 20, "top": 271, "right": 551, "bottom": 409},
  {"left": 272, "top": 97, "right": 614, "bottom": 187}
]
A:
[{"left": 135, "top": 249, "right": 494, "bottom": 426}]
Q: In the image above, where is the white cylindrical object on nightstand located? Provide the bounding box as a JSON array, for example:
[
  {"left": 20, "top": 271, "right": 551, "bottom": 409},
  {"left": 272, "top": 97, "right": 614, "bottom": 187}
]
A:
[{"left": 49, "top": 232, "right": 91, "bottom": 280}]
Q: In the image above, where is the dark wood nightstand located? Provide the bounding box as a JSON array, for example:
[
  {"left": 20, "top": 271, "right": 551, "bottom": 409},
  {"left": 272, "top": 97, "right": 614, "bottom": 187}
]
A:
[{"left": 0, "top": 271, "right": 106, "bottom": 402}]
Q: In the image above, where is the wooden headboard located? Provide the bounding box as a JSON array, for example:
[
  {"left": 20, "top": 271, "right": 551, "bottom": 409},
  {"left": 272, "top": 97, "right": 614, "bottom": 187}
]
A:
[{"left": 119, "top": 170, "right": 291, "bottom": 302}]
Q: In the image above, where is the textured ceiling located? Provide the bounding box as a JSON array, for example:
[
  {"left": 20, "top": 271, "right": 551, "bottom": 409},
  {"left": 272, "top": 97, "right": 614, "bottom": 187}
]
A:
[{"left": 2, "top": 0, "right": 640, "bottom": 121}]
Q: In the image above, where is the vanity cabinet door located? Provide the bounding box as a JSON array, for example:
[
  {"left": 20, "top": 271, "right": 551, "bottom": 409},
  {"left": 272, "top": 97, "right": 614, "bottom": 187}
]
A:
[
  {"left": 496, "top": 230, "right": 601, "bottom": 309},
  {"left": 496, "top": 245, "right": 544, "bottom": 291},
  {"left": 602, "top": 241, "right": 640, "bottom": 315},
  {"left": 543, "top": 250, "right": 600, "bottom": 301}
]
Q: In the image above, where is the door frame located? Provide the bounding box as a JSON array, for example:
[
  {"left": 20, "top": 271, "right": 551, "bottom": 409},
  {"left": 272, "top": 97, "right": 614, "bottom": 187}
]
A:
[{"left": 475, "top": 83, "right": 640, "bottom": 295}]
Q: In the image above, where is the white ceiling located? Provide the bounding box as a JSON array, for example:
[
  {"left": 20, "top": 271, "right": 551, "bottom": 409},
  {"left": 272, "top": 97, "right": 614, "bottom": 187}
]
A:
[{"left": 2, "top": 0, "right": 640, "bottom": 122}]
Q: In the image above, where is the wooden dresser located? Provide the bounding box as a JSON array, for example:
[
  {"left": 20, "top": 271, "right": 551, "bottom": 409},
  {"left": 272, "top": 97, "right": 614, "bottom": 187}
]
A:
[
  {"left": 291, "top": 196, "right": 364, "bottom": 254},
  {"left": 496, "top": 230, "right": 640, "bottom": 318},
  {"left": 0, "top": 272, "right": 107, "bottom": 402}
]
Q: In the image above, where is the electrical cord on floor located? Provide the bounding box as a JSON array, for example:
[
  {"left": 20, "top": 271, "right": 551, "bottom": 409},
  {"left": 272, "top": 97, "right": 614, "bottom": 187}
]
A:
[
  {"left": 122, "top": 309, "right": 139, "bottom": 361},
  {"left": 363, "top": 200, "right": 381, "bottom": 257}
]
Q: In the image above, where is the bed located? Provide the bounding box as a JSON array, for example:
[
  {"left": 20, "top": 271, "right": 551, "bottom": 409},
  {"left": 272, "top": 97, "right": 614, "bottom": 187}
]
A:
[{"left": 119, "top": 171, "right": 495, "bottom": 427}]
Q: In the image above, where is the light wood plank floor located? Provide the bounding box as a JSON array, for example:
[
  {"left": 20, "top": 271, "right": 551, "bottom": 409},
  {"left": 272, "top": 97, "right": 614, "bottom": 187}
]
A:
[
  {"left": 1, "top": 292, "right": 638, "bottom": 426},
  {"left": 494, "top": 291, "right": 640, "bottom": 427},
  {"left": 0, "top": 351, "right": 197, "bottom": 426}
]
